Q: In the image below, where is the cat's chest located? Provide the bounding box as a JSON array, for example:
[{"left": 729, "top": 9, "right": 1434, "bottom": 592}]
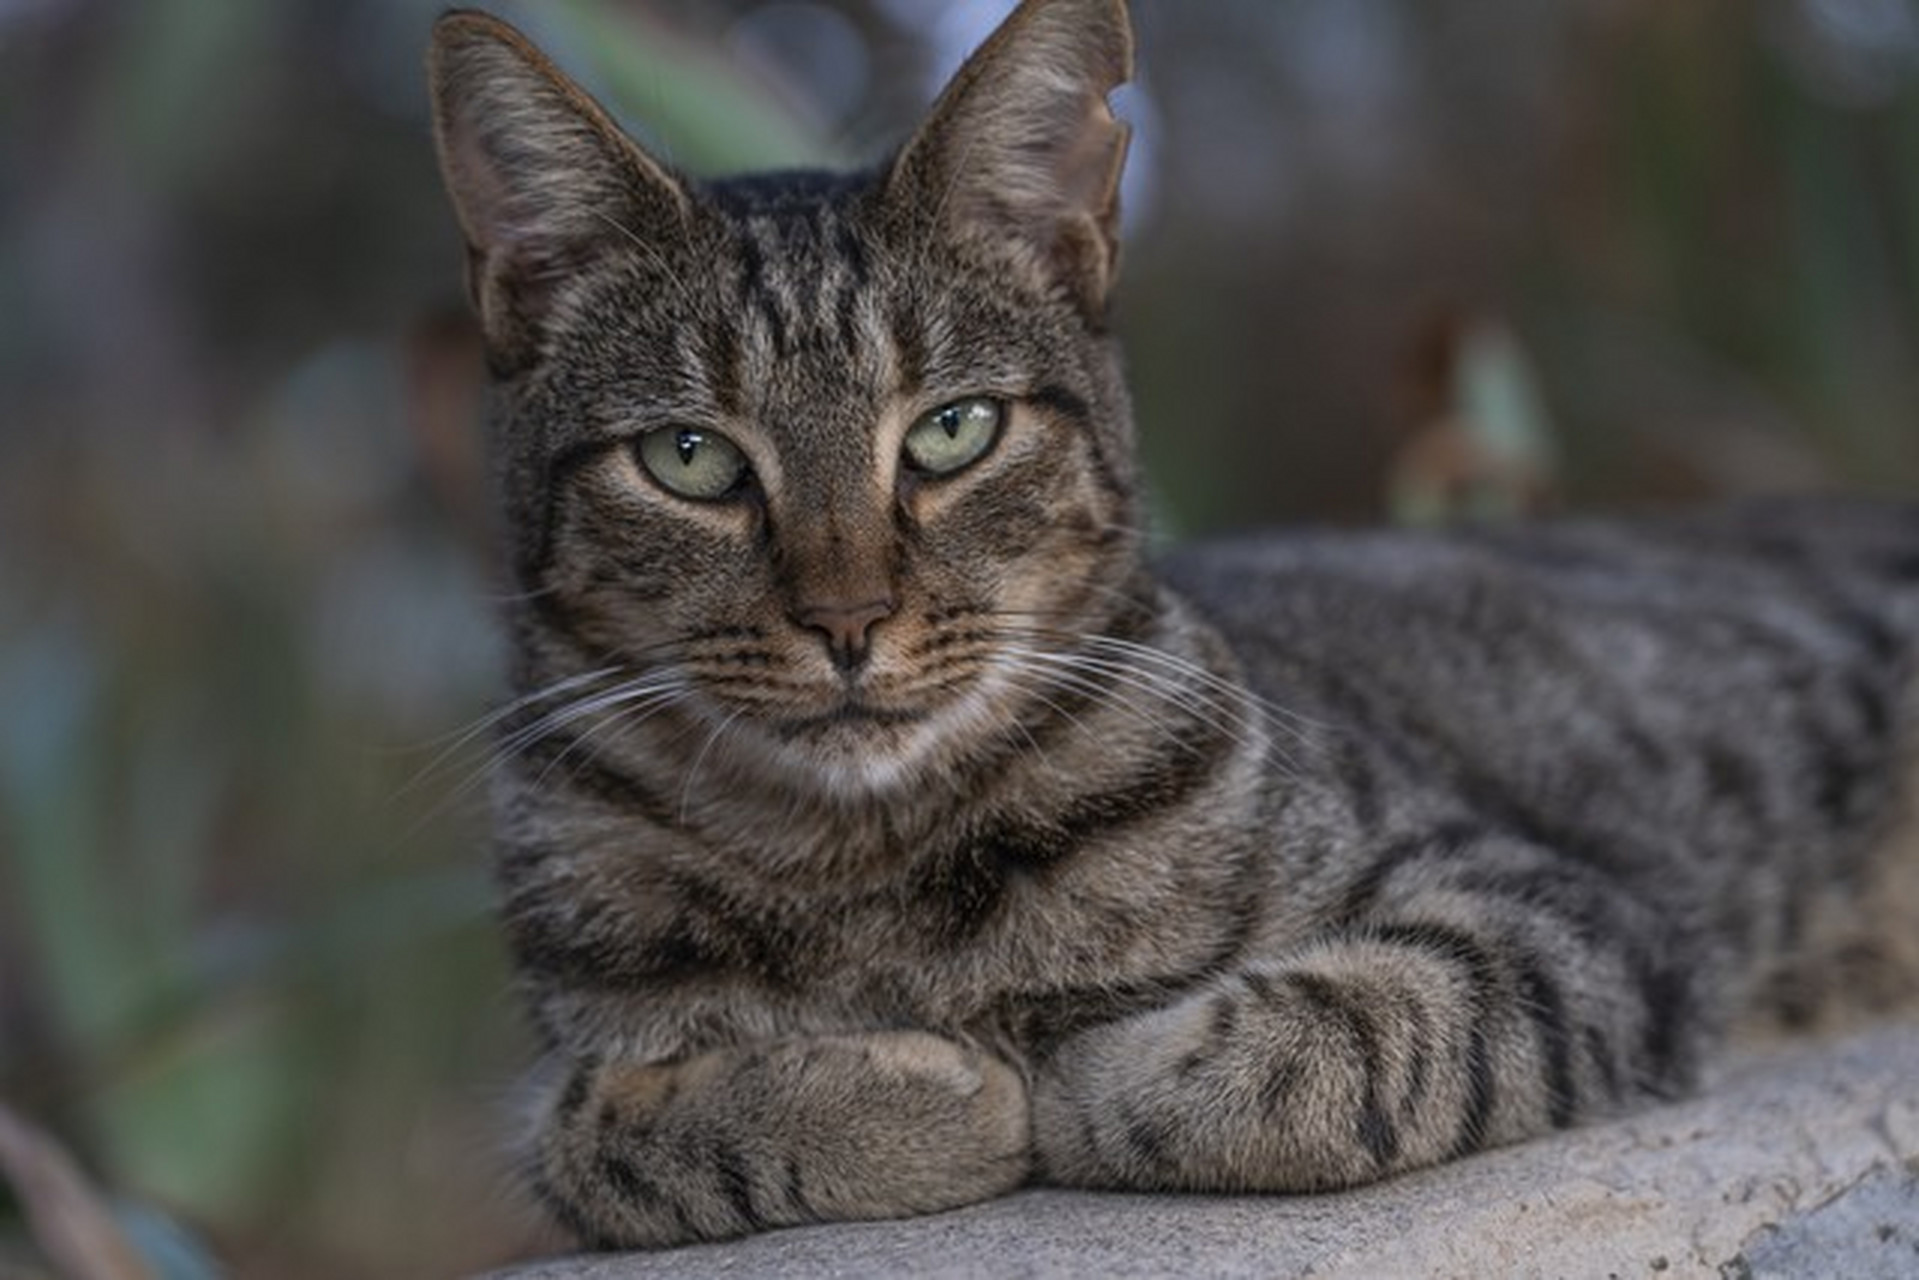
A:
[
  {"left": 514, "top": 675, "right": 1333, "bottom": 1057},
  {"left": 616, "top": 799, "right": 1284, "bottom": 1051}
]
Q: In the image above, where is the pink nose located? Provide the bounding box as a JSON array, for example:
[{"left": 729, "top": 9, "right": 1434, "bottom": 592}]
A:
[{"left": 793, "top": 598, "right": 894, "bottom": 672}]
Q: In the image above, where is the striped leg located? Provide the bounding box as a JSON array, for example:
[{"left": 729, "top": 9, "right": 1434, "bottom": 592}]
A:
[{"left": 1031, "top": 832, "right": 1708, "bottom": 1191}]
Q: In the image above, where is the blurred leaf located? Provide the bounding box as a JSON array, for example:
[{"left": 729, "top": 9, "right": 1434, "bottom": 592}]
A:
[
  {"left": 0, "top": 1101, "right": 154, "bottom": 1280},
  {"left": 550, "top": 0, "right": 847, "bottom": 172},
  {"left": 1456, "top": 324, "right": 1557, "bottom": 478},
  {"left": 92, "top": 999, "right": 294, "bottom": 1221},
  {"left": 0, "top": 622, "right": 144, "bottom": 1052},
  {"left": 115, "top": 1204, "right": 224, "bottom": 1280},
  {"left": 102, "top": 0, "right": 276, "bottom": 190},
  {"left": 1390, "top": 318, "right": 1559, "bottom": 525}
]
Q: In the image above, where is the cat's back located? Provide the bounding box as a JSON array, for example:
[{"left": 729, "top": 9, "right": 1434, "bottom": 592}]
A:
[
  {"left": 1161, "top": 496, "right": 1919, "bottom": 696},
  {"left": 1160, "top": 495, "right": 1919, "bottom": 892}
]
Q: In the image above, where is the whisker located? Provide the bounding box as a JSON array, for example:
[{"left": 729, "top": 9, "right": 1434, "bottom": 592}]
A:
[
  {"left": 680, "top": 707, "right": 749, "bottom": 825},
  {"left": 985, "top": 618, "right": 1321, "bottom": 780},
  {"left": 395, "top": 665, "right": 625, "bottom": 797},
  {"left": 1000, "top": 646, "right": 1210, "bottom": 758},
  {"left": 989, "top": 656, "right": 1118, "bottom": 764},
  {"left": 494, "top": 673, "right": 689, "bottom": 763},
  {"left": 1072, "top": 640, "right": 1315, "bottom": 760},
  {"left": 1023, "top": 642, "right": 1255, "bottom": 726},
  {"left": 428, "top": 671, "right": 693, "bottom": 813},
  {"left": 476, "top": 582, "right": 564, "bottom": 607},
  {"left": 1082, "top": 632, "right": 1327, "bottom": 734},
  {"left": 957, "top": 664, "right": 1070, "bottom": 785},
  {"left": 589, "top": 208, "right": 704, "bottom": 319},
  {"left": 990, "top": 613, "right": 1331, "bottom": 749},
  {"left": 395, "top": 669, "right": 683, "bottom": 837},
  {"left": 529, "top": 687, "right": 690, "bottom": 793}
]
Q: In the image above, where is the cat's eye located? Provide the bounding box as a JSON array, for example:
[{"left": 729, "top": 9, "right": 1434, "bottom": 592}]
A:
[
  {"left": 902, "top": 398, "right": 1004, "bottom": 478},
  {"left": 635, "top": 427, "right": 751, "bottom": 501}
]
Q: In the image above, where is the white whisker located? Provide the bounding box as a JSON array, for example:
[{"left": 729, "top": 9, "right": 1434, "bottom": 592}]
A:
[
  {"left": 991, "top": 613, "right": 1331, "bottom": 751},
  {"left": 430, "top": 670, "right": 693, "bottom": 813},
  {"left": 529, "top": 687, "right": 689, "bottom": 792},
  {"left": 493, "top": 673, "right": 689, "bottom": 764},
  {"left": 991, "top": 650, "right": 1108, "bottom": 747},
  {"left": 680, "top": 707, "right": 749, "bottom": 825},
  {"left": 1005, "top": 646, "right": 1211, "bottom": 754},
  {"left": 980, "top": 613, "right": 1326, "bottom": 781},
  {"left": 396, "top": 665, "right": 625, "bottom": 797},
  {"left": 589, "top": 208, "right": 703, "bottom": 319},
  {"left": 1081, "top": 632, "right": 1327, "bottom": 737}
]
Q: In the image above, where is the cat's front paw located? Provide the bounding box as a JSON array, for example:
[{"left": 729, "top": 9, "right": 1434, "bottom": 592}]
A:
[
  {"left": 790, "top": 1031, "right": 1032, "bottom": 1216},
  {"left": 1027, "top": 1000, "right": 1234, "bottom": 1190},
  {"left": 537, "top": 1032, "right": 1031, "bottom": 1248}
]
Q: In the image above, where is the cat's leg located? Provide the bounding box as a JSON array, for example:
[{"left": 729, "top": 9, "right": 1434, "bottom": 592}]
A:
[
  {"left": 527, "top": 1031, "right": 1029, "bottom": 1248},
  {"left": 1032, "top": 832, "right": 1712, "bottom": 1191}
]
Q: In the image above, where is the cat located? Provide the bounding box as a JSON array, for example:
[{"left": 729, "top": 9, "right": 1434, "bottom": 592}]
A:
[{"left": 426, "top": 0, "right": 1919, "bottom": 1250}]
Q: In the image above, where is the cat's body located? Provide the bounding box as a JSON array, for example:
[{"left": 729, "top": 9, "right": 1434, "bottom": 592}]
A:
[{"left": 428, "top": 0, "right": 1919, "bottom": 1250}]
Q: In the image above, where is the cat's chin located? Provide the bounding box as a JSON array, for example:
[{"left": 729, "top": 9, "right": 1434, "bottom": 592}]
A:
[
  {"left": 737, "top": 686, "right": 1005, "bottom": 802},
  {"left": 743, "top": 709, "right": 936, "bottom": 798}
]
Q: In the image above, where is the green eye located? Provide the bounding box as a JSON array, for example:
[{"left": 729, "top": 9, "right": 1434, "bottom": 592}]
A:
[
  {"left": 902, "top": 398, "right": 1003, "bottom": 477},
  {"left": 635, "top": 427, "right": 750, "bottom": 501}
]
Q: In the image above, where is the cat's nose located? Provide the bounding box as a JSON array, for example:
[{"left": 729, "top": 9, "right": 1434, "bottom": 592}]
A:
[{"left": 793, "top": 598, "right": 895, "bottom": 673}]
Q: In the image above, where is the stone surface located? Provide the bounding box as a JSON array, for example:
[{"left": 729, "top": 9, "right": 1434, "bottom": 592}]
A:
[
  {"left": 1731, "top": 1162, "right": 1919, "bottom": 1280},
  {"left": 490, "top": 1021, "right": 1919, "bottom": 1280}
]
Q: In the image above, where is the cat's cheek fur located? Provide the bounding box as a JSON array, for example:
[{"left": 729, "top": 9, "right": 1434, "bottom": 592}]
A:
[{"left": 932, "top": 417, "right": 1132, "bottom": 618}]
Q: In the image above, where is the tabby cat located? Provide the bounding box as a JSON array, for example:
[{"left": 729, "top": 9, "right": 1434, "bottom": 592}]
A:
[{"left": 426, "top": 0, "right": 1919, "bottom": 1250}]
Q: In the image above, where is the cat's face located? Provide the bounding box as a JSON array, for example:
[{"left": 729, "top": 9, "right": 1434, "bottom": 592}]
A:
[
  {"left": 430, "top": 0, "right": 1138, "bottom": 794},
  {"left": 519, "top": 183, "right": 1140, "bottom": 792}
]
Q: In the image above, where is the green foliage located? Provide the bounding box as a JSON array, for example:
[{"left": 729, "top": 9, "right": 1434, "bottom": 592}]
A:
[
  {"left": 1524, "top": 1, "right": 1919, "bottom": 507},
  {"left": 555, "top": 0, "right": 848, "bottom": 170}
]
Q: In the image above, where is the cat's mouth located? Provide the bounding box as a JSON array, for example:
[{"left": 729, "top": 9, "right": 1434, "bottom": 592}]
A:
[{"left": 770, "top": 698, "right": 931, "bottom": 739}]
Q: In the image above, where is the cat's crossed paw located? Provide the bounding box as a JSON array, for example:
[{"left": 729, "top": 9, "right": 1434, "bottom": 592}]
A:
[
  {"left": 778, "top": 1031, "right": 1032, "bottom": 1218},
  {"left": 545, "top": 1030, "right": 1031, "bottom": 1248}
]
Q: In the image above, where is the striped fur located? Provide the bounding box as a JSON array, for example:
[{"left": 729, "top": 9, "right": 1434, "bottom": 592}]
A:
[{"left": 428, "top": 0, "right": 1919, "bottom": 1249}]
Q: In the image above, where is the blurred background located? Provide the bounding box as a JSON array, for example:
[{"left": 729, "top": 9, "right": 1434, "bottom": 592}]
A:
[{"left": 3, "top": 0, "right": 1918, "bottom": 1275}]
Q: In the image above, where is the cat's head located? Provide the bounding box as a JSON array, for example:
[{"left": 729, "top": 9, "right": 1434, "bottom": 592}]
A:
[{"left": 429, "top": 0, "right": 1141, "bottom": 796}]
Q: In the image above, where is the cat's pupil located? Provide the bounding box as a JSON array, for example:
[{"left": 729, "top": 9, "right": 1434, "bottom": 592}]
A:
[
  {"left": 675, "top": 430, "right": 702, "bottom": 466},
  {"left": 940, "top": 410, "right": 961, "bottom": 439}
]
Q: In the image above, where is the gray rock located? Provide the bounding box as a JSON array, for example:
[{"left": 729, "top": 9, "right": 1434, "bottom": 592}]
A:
[
  {"left": 1731, "top": 1161, "right": 1919, "bottom": 1280},
  {"left": 489, "top": 1022, "right": 1919, "bottom": 1280}
]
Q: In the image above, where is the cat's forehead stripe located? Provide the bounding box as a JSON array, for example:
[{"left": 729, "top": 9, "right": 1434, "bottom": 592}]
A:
[{"left": 712, "top": 193, "right": 901, "bottom": 436}]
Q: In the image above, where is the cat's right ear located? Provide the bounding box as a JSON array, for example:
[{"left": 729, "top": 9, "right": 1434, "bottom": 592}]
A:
[
  {"left": 888, "top": 0, "right": 1134, "bottom": 318},
  {"left": 428, "top": 10, "right": 688, "bottom": 368}
]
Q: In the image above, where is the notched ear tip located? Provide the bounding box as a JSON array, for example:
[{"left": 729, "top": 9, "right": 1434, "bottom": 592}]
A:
[
  {"left": 890, "top": 0, "right": 1139, "bottom": 310},
  {"left": 1084, "top": 113, "right": 1132, "bottom": 215}
]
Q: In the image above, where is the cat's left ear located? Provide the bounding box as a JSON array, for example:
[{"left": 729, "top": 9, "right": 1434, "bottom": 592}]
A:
[
  {"left": 428, "top": 10, "right": 690, "bottom": 369},
  {"left": 888, "top": 0, "right": 1134, "bottom": 316}
]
